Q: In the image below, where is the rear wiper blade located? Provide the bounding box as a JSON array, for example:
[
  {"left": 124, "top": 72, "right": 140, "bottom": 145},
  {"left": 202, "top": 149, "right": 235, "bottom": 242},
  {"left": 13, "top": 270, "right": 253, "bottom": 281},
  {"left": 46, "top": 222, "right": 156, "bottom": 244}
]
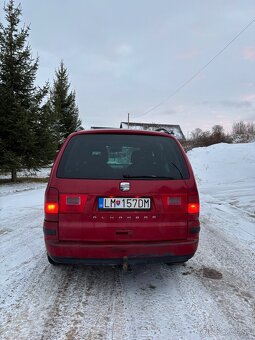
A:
[
  {"left": 169, "top": 162, "right": 183, "bottom": 179},
  {"left": 122, "top": 174, "right": 175, "bottom": 179}
]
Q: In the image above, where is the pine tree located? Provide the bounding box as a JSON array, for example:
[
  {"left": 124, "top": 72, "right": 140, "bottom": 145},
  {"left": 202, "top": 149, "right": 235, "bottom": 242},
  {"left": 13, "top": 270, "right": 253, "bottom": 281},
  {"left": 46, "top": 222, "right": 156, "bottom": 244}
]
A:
[
  {"left": 49, "top": 61, "right": 81, "bottom": 147},
  {"left": 0, "top": 0, "right": 50, "bottom": 181}
]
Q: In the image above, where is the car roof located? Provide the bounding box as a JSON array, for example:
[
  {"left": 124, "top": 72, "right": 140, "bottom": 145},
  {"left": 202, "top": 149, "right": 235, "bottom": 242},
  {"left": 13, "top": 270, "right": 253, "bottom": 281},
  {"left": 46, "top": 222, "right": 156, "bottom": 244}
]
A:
[{"left": 70, "top": 128, "right": 177, "bottom": 139}]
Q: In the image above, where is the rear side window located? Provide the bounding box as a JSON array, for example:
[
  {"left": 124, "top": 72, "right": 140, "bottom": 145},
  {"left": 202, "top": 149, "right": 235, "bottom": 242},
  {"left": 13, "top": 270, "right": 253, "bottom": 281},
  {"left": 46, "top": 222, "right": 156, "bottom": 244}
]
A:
[{"left": 57, "top": 134, "right": 190, "bottom": 179}]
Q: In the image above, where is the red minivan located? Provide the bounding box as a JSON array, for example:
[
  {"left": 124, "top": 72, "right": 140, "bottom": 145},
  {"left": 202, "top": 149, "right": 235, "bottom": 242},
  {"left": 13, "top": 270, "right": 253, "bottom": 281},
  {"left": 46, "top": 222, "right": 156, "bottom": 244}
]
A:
[{"left": 44, "top": 129, "right": 200, "bottom": 266}]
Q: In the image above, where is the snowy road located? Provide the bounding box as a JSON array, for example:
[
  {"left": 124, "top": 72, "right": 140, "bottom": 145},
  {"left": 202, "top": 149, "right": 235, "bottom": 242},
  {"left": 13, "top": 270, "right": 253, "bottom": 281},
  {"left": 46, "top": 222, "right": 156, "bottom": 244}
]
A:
[{"left": 0, "top": 143, "right": 255, "bottom": 339}]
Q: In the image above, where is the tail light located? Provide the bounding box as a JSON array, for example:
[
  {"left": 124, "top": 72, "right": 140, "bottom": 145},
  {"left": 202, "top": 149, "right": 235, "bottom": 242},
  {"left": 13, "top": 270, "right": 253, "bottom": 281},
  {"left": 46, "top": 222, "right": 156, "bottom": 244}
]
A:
[
  {"left": 45, "top": 203, "right": 58, "bottom": 214},
  {"left": 44, "top": 187, "right": 59, "bottom": 221},
  {"left": 188, "top": 203, "right": 200, "bottom": 214},
  {"left": 188, "top": 191, "right": 200, "bottom": 218},
  {"left": 59, "top": 194, "right": 87, "bottom": 213}
]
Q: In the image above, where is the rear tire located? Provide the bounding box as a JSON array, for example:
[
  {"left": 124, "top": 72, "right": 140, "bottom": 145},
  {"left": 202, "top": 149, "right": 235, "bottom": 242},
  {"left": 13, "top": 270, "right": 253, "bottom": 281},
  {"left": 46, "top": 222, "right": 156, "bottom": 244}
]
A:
[{"left": 47, "top": 254, "right": 58, "bottom": 265}]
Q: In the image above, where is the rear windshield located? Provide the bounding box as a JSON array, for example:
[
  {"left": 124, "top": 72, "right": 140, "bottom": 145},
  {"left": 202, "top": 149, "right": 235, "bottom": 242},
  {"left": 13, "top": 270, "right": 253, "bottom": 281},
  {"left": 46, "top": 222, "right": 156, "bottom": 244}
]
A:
[{"left": 57, "top": 134, "right": 190, "bottom": 180}]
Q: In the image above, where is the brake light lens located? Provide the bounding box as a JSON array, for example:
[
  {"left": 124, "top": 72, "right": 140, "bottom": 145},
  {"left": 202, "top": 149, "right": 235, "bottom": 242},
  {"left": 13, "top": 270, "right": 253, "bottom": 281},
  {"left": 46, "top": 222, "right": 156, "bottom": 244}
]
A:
[
  {"left": 188, "top": 190, "right": 200, "bottom": 217},
  {"left": 44, "top": 187, "right": 59, "bottom": 221},
  {"left": 188, "top": 203, "right": 200, "bottom": 214},
  {"left": 45, "top": 203, "right": 59, "bottom": 214}
]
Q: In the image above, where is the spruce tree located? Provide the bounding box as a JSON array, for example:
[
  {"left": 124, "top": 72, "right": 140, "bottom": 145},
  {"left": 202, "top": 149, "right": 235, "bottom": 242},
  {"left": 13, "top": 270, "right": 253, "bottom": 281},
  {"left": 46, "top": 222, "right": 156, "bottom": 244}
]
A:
[
  {"left": 0, "top": 0, "right": 50, "bottom": 180},
  {"left": 49, "top": 61, "right": 81, "bottom": 147}
]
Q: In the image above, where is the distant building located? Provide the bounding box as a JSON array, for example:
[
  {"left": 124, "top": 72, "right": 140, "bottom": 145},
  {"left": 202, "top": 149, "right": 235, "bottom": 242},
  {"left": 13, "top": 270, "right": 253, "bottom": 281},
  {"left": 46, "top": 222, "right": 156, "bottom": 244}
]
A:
[{"left": 120, "top": 122, "right": 186, "bottom": 141}]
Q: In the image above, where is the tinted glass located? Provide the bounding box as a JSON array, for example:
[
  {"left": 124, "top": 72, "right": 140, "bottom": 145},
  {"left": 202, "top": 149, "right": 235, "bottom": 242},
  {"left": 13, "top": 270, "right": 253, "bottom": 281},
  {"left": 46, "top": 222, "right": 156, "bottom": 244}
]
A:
[{"left": 57, "top": 134, "right": 190, "bottom": 179}]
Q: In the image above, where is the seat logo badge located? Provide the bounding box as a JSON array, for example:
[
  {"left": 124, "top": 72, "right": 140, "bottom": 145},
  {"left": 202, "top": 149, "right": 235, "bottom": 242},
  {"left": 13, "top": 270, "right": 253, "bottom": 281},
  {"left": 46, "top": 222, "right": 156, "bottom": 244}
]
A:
[{"left": 120, "top": 182, "right": 130, "bottom": 191}]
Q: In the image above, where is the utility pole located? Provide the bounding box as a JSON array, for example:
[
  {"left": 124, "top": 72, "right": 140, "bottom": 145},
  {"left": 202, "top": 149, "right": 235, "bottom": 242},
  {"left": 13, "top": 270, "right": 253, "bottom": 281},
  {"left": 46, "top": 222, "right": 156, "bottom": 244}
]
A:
[{"left": 128, "top": 113, "right": 130, "bottom": 129}]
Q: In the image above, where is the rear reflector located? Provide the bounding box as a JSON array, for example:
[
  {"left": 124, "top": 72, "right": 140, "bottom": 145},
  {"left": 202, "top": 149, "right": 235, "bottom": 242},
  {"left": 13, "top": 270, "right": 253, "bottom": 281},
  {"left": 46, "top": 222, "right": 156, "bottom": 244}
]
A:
[
  {"left": 162, "top": 195, "right": 182, "bottom": 209},
  {"left": 59, "top": 194, "right": 88, "bottom": 213}
]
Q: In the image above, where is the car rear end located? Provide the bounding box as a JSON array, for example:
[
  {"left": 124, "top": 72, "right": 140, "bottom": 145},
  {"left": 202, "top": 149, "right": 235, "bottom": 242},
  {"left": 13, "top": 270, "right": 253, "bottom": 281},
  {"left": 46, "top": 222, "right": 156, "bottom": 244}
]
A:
[{"left": 44, "top": 129, "right": 200, "bottom": 265}]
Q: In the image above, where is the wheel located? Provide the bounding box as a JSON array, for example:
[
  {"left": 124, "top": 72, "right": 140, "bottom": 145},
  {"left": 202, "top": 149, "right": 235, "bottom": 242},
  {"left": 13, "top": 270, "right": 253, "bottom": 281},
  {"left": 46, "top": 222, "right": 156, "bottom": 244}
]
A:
[{"left": 47, "top": 254, "right": 58, "bottom": 265}]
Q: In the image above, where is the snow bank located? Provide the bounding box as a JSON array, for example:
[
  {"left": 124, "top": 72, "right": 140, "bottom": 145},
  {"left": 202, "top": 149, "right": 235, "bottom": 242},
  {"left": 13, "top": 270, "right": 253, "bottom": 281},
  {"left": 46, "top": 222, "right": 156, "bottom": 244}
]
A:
[
  {"left": 188, "top": 142, "right": 255, "bottom": 243},
  {"left": 0, "top": 167, "right": 51, "bottom": 180},
  {"left": 188, "top": 142, "right": 255, "bottom": 185}
]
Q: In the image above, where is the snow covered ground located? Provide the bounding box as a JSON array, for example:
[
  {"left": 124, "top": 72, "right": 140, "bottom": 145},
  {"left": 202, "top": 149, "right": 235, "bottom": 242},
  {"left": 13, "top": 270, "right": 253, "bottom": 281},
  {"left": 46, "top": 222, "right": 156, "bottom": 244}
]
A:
[
  {"left": 0, "top": 142, "right": 254, "bottom": 340},
  {"left": 0, "top": 167, "right": 51, "bottom": 180}
]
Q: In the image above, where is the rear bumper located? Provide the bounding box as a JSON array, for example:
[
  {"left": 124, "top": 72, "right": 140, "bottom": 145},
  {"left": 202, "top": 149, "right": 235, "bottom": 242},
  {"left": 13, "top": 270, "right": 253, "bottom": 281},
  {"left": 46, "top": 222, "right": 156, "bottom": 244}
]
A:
[
  {"left": 46, "top": 239, "right": 198, "bottom": 265},
  {"left": 49, "top": 254, "right": 193, "bottom": 265}
]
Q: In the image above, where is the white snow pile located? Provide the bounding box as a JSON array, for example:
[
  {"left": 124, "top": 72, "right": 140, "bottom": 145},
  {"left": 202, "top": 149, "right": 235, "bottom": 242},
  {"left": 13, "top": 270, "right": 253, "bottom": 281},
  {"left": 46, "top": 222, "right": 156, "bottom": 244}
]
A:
[
  {"left": 188, "top": 142, "right": 255, "bottom": 186},
  {"left": 188, "top": 141, "right": 255, "bottom": 244}
]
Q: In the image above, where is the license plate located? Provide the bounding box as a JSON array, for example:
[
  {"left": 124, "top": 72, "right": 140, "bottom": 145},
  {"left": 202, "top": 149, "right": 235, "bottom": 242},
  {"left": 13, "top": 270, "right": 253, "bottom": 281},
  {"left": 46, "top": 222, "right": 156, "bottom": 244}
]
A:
[{"left": 98, "top": 197, "right": 151, "bottom": 210}]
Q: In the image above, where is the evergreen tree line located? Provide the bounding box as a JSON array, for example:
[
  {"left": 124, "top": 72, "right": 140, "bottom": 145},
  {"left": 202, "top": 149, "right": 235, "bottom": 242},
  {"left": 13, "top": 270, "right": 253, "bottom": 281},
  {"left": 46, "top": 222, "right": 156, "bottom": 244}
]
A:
[{"left": 0, "top": 1, "right": 82, "bottom": 181}]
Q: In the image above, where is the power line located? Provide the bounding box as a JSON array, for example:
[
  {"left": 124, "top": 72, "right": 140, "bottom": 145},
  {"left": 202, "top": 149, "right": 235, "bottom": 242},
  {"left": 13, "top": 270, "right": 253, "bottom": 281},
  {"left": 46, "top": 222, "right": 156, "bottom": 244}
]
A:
[{"left": 135, "top": 17, "right": 255, "bottom": 119}]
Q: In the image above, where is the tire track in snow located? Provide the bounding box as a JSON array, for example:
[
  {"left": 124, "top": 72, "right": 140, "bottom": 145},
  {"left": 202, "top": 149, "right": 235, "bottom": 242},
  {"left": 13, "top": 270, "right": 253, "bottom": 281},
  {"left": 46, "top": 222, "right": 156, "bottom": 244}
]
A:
[
  {"left": 1, "top": 263, "right": 122, "bottom": 339},
  {"left": 39, "top": 266, "right": 128, "bottom": 340},
  {"left": 120, "top": 263, "right": 198, "bottom": 339},
  {"left": 0, "top": 255, "right": 63, "bottom": 340},
  {"left": 184, "top": 216, "right": 255, "bottom": 339}
]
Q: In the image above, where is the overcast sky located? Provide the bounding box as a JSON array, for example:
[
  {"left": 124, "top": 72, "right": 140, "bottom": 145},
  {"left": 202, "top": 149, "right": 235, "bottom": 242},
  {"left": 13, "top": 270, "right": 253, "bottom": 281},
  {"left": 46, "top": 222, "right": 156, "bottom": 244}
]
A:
[{"left": 5, "top": 1, "right": 255, "bottom": 135}]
